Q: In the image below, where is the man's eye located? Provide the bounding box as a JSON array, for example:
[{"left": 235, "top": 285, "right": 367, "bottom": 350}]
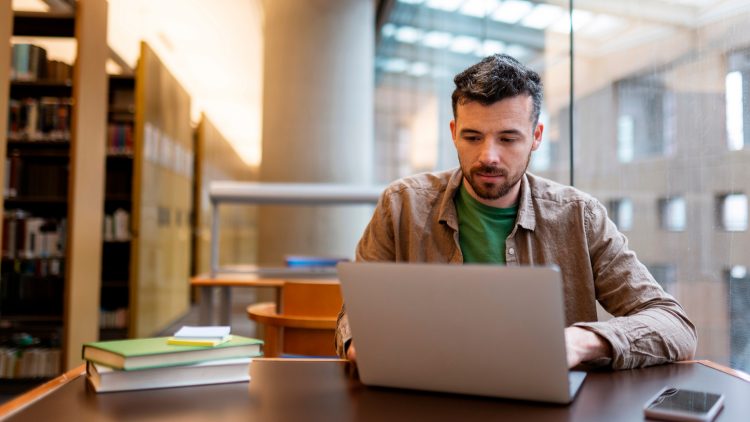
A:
[
  {"left": 501, "top": 138, "right": 517, "bottom": 143},
  {"left": 464, "top": 136, "right": 481, "bottom": 142}
]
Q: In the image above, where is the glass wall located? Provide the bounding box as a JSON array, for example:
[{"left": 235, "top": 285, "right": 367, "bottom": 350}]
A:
[{"left": 376, "top": 0, "right": 750, "bottom": 372}]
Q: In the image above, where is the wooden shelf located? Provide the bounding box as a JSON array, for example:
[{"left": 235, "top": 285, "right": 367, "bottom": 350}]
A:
[
  {"left": 0, "top": 315, "right": 63, "bottom": 323},
  {"left": 12, "top": 12, "right": 75, "bottom": 37},
  {"left": 4, "top": 196, "right": 67, "bottom": 204},
  {"left": 106, "top": 153, "right": 134, "bottom": 159},
  {"left": 5, "top": 150, "right": 69, "bottom": 158},
  {"left": 9, "top": 80, "right": 73, "bottom": 98},
  {"left": 100, "top": 280, "right": 129, "bottom": 288},
  {"left": 104, "top": 194, "right": 132, "bottom": 202},
  {"left": 108, "top": 105, "right": 134, "bottom": 114},
  {"left": 7, "top": 140, "right": 70, "bottom": 149}
]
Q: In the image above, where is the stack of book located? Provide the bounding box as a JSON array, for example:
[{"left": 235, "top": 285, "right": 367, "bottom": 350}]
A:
[{"left": 82, "top": 327, "right": 262, "bottom": 392}]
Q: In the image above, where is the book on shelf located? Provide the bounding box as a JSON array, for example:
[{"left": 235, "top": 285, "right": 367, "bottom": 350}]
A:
[
  {"left": 86, "top": 357, "right": 252, "bottom": 393},
  {"left": 2, "top": 211, "right": 66, "bottom": 262},
  {"left": 10, "top": 44, "right": 72, "bottom": 83},
  {"left": 11, "top": 44, "right": 47, "bottom": 82},
  {"left": 102, "top": 209, "right": 130, "bottom": 241},
  {"left": 167, "top": 326, "right": 231, "bottom": 347},
  {"left": 284, "top": 255, "right": 350, "bottom": 268},
  {"left": 107, "top": 123, "right": 133, "bottom": 155},
  {"left": 8, "top": 97, "right": 72, "bottom": 142},
  {"left": 82, "top": 335, "right": 263, "bottom": 371},
  {"left": 0, "top": 347, "right": 61, "bottom": 379}
]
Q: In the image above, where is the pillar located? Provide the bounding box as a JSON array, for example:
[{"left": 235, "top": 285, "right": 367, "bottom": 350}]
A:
[{"left": 258, "top": 0, "right": 374, "bottom": 265}]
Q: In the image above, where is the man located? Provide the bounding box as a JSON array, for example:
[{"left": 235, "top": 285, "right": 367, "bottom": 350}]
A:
[{"left": 336, "top": 54, "right": 696, "bottom": 370}]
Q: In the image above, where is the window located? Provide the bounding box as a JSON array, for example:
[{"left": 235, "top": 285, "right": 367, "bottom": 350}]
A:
[
  {"left": 608, "top": 198, "right": 633, "bottom": 231},
  {"left": 616, "top": 76, "right": 673, "bottom": 162},
  {"left": 718, "top": 193, "right": 748, "bottom": 232},
  {"left": 726, "top": 266, "right": 750, "bottom": 372},
  {"left": 646, "top": 264, "right": 676, "bottom": 294},
  {"left": 726, "top": 50, "right": 750, "bottom": 151},
  {"left": 658, "top": 197, "right": 686, "bottom": 232}
]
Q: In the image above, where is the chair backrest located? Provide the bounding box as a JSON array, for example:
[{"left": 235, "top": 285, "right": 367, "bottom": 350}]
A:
[
  {"left": 281, "top": 280, "right": 342, "bottom": 317},
  {"left": 247, "top": 279, "right": 342, "bottom": 357}
]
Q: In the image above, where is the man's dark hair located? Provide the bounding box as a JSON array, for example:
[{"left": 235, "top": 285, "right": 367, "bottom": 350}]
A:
[{"left": 451, "top": 54, "right": 543, "bottom": 126}]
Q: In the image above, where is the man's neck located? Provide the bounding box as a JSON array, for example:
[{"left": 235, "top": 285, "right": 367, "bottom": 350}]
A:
[{"left": 463, "top": 177, "right": 521, "bottom": 209}]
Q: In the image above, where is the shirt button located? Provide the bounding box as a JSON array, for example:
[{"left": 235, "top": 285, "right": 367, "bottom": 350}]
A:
[{"left": 508, "top": 248, "right": 515, "bottom": 256}]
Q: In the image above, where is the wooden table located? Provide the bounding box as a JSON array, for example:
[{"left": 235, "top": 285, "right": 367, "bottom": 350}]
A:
[{"left": 1, "top": 359, "right": 748, "bottom": 421}]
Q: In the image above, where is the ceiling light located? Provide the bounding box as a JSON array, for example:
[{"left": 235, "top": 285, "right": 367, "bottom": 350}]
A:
[
  {"left": 381, "top": 23, "right": 397, "bottom": 38},
  {"left": 425, "top": 0, "right": 464, "bottom": 12},
  {"left": 504, "top": 44, "right": 530, "bottom": 59},
  {"left": 477, "top": 39, "right": 506, "bottom": 56},
  {"left": 398, "top": 0, "right": 426, "bottom": 4},
  {"left": 576, "top": 14, "right": 627, "bottom": 37},
  {"left": 422, "top": 31, "right": 453, "bottom": 49},
  {"left": 409, "top": 62, "right": 430, "bottom": 77},
  {"left": 491, "top": 0, "right": 533, "bottom": 24},
  {"left": 395, "top": 26, "right": 423, "bottom": 44},
  {"left": 460, "top": 0, "right": 499, "bottom": 18},
  {"left": 521, "top": 3, "right": 564, "bottom": 29},
  {"left": 450, "top": 35, "right": 481, "bottom": 54},
  {"left": 550, "top": 9, "right": 594, "bottom": 33},
  {"left": 381, "top": 58, "right": 409, "bottom": 73}
]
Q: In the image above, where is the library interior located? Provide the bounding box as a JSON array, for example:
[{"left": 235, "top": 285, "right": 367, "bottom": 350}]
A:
[{"left": 0, "top": 0, "right": 749, "bottom": 420}]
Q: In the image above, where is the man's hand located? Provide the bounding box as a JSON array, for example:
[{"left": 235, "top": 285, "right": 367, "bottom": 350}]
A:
[
  {"left": 346, "top": 341, "right": 357, "bottom": 362},
  {"left": 565, "top": 326, "right": 613, "bottom": 368}
]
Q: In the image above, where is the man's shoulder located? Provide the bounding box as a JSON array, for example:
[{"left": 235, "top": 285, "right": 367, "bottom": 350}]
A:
[
  {"left": 383, "top": 168, "right": 459, "bottom": 199},
  {"left": 526, "top": 172, "right": 599, "bottom": 207}
]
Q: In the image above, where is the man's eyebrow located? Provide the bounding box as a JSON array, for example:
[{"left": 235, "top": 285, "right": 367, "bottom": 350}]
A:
[{"left": 458, "top": 128, "right": 525, "bottom": 136}]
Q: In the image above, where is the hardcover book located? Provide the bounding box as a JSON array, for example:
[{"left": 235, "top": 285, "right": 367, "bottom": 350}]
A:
[
  {"left": 87, "top": 357, "right": 253, "bottom": 392},
  {"left": 82, "top": 335, "right": 263, "bottom": 370}
]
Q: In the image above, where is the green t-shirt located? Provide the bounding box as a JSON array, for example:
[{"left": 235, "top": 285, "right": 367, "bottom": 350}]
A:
[{"left": 454, "top": 183, "right": 518, "bottom": 264}]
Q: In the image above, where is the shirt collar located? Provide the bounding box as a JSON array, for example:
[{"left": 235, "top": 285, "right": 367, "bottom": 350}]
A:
[
  {"left": 439, "top": 168, "right": 536, "bottom": 232},
  {"left": 516, "top": 173, "right": 536, "bottom": 231},
  {"left": 437, "top": 168, "right": 464, "bottom": 230}
]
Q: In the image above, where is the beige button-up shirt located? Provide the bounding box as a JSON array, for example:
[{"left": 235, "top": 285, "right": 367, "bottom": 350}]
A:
[{"left": 335, "top": 168, "right": 697, "bottom": 369}]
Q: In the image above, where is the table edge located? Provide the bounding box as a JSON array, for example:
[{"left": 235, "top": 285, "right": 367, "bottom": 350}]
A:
[
  {"left": 685, "top": 360, "right": 750, "bottom": 383},
  {"left": 0, "top": 359, "right": 745, "bottom": 421},
  {"left": 0, "top": 364, "right": 86, "bottom": 421}
]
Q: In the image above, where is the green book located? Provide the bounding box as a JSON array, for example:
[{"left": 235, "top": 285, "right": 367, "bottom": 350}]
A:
[{"left": 82, "top": 335, "right": 263, "bottom": 371}]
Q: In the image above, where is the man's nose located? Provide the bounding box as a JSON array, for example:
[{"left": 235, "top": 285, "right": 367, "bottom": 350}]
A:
[{"left": 478, "top": 140, "right": 501, "bottom": 165}]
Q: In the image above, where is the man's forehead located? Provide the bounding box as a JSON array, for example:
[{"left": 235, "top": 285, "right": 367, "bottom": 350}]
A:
[{"left": 455, "top": 95, "right": 533, "bottom": 120}]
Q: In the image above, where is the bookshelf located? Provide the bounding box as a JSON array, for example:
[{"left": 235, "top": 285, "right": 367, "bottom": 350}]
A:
[
  {"left": 0, "top": 9, "right": 74, "bottom": 386},
  {"left": 130, "top": 42, "right": 193, "bottom": 338},
  {"left": 0, "top": 1, "right": 109, "bottom": 388},
  {"left": 100, "top": 75, "right": 134, "bottom": 341}
]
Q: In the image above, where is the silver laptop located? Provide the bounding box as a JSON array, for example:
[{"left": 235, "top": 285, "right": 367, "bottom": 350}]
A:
[{"left": 337, "top": 262, "right": 586, "bottom": 404}]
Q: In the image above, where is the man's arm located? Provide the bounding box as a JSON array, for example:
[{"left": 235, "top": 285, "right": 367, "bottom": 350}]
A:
[
  {"left": 574, "top": 199, "right": 697, "bottom": 369},
  {"left": 335, "top": 191, "right": 397, "bottom": 358}
]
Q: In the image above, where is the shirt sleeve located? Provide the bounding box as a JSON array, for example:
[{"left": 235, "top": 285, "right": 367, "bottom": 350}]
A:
[
  {"left": 574, "top": 199, "right": 697, "bottom": 369},
  {"left": 335, "top": 191, "right": 397, "bottom": 358}
]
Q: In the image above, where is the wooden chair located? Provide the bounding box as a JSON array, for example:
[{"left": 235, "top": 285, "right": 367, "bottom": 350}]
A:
[{"left": 247, "top": 280, "right": 342, "bottom": 357}]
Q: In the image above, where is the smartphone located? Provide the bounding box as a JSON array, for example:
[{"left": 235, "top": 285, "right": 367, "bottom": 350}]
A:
[{"left": 644, "top": 387, "right": 724, "bottom": 422}]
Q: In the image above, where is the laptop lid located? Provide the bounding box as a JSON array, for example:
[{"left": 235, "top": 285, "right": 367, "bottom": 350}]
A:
[{"left": 337, "top": 262, "right": 582, "bottom": 404}]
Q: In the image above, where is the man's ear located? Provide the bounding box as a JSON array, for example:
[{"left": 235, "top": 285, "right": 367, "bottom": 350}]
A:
[
  {"left": 531, "top": 123, "right": 544, "bottom": 151},
  {"left": 450, "top": 119, "right": 457, "bottom": 145}
]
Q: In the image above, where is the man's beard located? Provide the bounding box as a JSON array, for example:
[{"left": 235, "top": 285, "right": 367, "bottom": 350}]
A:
[{"left": 460, "top": 151, "right": 531, "bottom": 201}]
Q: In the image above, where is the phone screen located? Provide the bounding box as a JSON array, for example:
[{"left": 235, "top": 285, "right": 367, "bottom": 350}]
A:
[{"left": 646, "top": 388, "right": 723, "bottom": 414}]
